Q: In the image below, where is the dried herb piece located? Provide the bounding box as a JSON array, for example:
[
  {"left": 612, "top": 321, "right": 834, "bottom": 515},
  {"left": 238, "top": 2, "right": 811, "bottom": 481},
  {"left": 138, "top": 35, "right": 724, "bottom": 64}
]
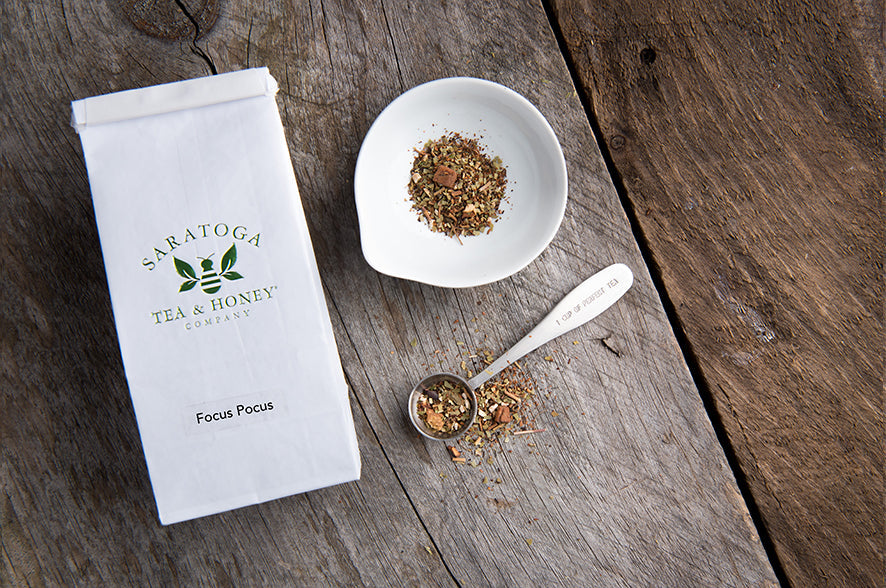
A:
[
  {"left": 432, "top": 165, "right": 458, "bottom": 188},
  {"left": 493, "top": 404, "right": 511, "bottom": 423},
  {"left": 408, "top": 132, "right": 508, "bottom": 240},
  {"left": 416, "top": 378, "right": 473, "bottom": 435}
]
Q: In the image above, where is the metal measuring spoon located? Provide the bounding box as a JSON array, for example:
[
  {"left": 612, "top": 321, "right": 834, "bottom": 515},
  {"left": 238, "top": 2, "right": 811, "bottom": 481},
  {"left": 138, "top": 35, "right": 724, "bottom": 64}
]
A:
[{"left": 408, "top": 263, "right": 634, "bottom": 440}]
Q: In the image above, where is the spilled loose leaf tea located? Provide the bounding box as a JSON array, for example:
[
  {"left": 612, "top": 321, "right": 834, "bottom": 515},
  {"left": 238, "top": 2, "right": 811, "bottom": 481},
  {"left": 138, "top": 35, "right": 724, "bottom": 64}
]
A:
[
  {"left": 462, "top": 361, "right": 537, "bottom": 449},
  {"left": 408, "top": 132, "right": 507, "bottom": 240}
]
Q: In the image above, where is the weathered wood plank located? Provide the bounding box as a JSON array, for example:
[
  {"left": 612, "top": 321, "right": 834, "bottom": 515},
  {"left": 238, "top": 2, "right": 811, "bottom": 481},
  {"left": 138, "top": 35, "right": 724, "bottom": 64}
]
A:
[
  {"left": 1, "top": 3, "right": 453, "bottom": 587},
  {"left": 204, "top": 0, "right": 777, "bottom": 584},
  {"left": 3, "top": 0, "right": 777, "bottom": 585},
  {"left": 551, "top": 0, "right": 884, "bottom": 584}
]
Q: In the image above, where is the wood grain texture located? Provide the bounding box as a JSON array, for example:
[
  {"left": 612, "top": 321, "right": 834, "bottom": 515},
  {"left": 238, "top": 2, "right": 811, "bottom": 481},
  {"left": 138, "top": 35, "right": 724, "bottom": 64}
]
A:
[
  {"left": 552, "top": 0, "right": 884, "bottom": 585},
  {"left": 2, "top": 0, "right": 777, "bottom": 585}
]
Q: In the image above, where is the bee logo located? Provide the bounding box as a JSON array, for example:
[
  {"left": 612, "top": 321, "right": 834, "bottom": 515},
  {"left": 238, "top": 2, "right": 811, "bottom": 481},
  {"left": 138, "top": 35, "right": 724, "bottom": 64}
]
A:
[
  {"left": 196, "top": 255, "right": 222, "bottom": 294},
  {"left": 174, "top": 243, "right": 243, "bottom": 294}
]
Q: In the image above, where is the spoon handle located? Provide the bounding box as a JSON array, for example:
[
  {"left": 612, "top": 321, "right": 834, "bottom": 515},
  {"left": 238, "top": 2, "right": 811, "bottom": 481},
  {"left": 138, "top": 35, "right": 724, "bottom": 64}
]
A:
[{"left": 467, "top": 263, "right": 634, "bottom": 390}]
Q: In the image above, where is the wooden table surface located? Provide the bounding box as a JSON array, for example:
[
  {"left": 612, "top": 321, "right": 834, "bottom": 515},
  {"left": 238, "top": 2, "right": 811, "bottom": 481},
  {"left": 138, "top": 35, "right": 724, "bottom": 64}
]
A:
[{"left": 1, "top": 1, "right": 881, "bottom": 586}]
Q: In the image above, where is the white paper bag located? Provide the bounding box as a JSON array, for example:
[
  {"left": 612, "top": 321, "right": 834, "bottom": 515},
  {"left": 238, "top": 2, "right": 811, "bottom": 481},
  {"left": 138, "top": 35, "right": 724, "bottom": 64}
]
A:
[{"left": 72, "top": 68, "right": 360, "bottom": 525}]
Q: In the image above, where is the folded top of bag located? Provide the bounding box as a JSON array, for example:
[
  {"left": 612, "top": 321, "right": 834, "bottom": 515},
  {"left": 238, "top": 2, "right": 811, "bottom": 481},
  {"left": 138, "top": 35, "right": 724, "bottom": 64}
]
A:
[{"left": 72, "top": 67, "right": 278, "bottom": 131}]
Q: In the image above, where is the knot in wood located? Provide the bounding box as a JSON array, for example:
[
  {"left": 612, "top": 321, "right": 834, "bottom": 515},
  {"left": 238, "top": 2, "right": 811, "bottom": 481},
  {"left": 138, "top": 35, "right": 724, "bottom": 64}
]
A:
[
  {"left": 121, "top": 0, "right": 219, "bottom": 40},
  {"left": 639, "top": 47, "right": 657, "bottom": 65}
]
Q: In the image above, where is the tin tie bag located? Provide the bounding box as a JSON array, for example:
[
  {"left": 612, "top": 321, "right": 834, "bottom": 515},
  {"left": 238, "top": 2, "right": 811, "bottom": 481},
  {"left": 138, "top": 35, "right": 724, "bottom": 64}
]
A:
[{"left": 72, "top": 68, "right": 360, "bottom": 525}]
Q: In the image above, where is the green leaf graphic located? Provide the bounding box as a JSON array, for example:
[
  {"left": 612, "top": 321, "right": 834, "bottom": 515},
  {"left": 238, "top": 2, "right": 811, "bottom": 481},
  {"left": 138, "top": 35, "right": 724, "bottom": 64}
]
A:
[
  {"left": 221, "top": 271, "right": 243, "bottom": 281},
  {"left": 220, "top": 244, "right": 237, "bottom": 273},
  {"left": 174, "top": 257, "right": 197, "bottom": 280},
  {"left": 179, "top": 279, "right": 198, "bottom": 292}
]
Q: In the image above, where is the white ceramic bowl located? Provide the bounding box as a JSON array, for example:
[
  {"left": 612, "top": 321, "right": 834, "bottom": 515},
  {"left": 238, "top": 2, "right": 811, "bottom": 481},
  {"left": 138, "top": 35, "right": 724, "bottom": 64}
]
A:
[{"left": 354, "top": 77, "right": 567, "bottom": 288}]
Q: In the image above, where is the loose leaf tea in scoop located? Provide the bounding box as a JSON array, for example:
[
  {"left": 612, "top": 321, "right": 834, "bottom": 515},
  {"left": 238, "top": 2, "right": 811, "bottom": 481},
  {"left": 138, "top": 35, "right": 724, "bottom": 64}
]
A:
[
  {"left": 408, "top": 132, "right": 507, "bottom": 240},
  {"left": 416, "top": 378, "right": 474, "bottom": 436}
]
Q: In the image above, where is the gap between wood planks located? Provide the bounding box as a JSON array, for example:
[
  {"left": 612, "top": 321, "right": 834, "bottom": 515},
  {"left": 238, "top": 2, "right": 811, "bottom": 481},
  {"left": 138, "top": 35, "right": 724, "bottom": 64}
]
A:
[{"left": 537, "top": 1, "right": 791, "bottom": 585}]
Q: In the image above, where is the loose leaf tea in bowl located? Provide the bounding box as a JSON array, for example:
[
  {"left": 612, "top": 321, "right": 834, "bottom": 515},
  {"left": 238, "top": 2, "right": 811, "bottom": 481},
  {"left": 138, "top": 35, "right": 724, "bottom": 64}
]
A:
[
  {"left": 408, "top": 132, "right": 507, "bottom": 241},
  {"left": 354, "top": 77, "right": 567, "bottom": 287}
]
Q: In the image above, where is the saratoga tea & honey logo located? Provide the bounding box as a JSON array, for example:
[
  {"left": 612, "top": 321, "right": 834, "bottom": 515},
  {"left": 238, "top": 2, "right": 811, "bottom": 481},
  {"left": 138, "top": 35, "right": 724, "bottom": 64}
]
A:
[{"left": 145, "top": 222, "right": 278, "bottom": 331}]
